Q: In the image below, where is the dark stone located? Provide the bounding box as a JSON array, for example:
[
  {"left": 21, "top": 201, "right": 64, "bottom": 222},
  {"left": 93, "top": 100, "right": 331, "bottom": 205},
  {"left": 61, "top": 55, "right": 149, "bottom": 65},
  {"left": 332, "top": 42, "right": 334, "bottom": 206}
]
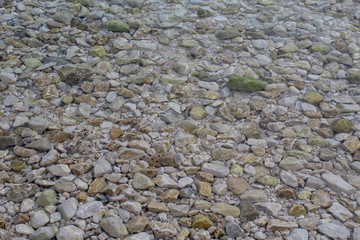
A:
[
  {"left": 0, "top": 136, "right": 17, "bottom": 150},
  {"left": 240, "top": 201, "right": 259, "bottom": 221}
]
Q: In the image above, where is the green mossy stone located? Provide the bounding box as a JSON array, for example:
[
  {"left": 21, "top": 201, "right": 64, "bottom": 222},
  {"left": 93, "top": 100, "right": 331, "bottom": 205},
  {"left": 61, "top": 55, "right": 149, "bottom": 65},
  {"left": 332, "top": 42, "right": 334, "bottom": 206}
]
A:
[
  {"left": 228, "top": 74, "right": 267, "bottom": 92},
  {"left": 347, "top": 68, "right": 360, "bottom": 84},
  {"left": 11, "top": 160, "right": 25, "bottom": 172},
  {"left": 288, "top": 203, "right": 306, "bottom": 217},
  {"left": 37, "top": 189, "right": 58, "bottom": 207},
  {"left": 89, "top": 46, "right": 106, "bottom": 57},
  {"left": 190, "top": 107, "right": 208, "bottom": 120},
  {"left": 310, "top": 43, "right": 331, "bottom": 54},
  {"left": 307, "top": 136, "right": 329, "bottom": 148},
  {"left": 331, "top": 119, "right": 355, "bottom": 133},
  {"left": 102, "top": 20, "right": 130, "bottom": 32},
  {"left": 24, "top": 58, "right": 42, "bottom": 68},
  {"left": 304, "top": 92, "right": 323, "bottom": 105},
  {"left": 257, "top": 175, "right": 278, "bottom": 186}
]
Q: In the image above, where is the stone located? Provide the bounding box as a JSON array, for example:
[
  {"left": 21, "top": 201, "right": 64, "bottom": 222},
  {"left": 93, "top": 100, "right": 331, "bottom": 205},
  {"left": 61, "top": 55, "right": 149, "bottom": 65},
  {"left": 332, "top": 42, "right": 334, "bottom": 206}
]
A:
[
  {"left": 201, "top": 163, "right": 229, "bottom": 177},
  {"left": 13, "top": 146, "right": 36, "bottom": 157},
  {"left": 257, "top": 175, "right": 278, "bottom": 186},
  {"left": 16, "top": 224, "right": 34, "bottom": 235},
  {"left": 88, "top": 177, "right": 107, "bottom": 194},
  {"left": 288, "top": 203, "right": 306, "bottom": 217},
  {"left": 7, "top": 184, "right": 39, "bottom": 202},
  {"left": 47, "top": 164, "right": 70, "bottom": 177},
  {"left": 240, "top": 201, "right": 259, "bottom": 220},
  {"left": 226, "top": 176, "right": 250, "bottom": 194},
  {"left": 286, "top": 229, "right": 308, "bottom": 240},
  {"left": 161, "top": 75, "right": 187, "bottom": 85},
  {"left": 192, "top": 214, "right": 213, "bottom": 229},
  {"left": 76, "top": 201, "right": 103, "bottom": 219},
  {"left": 343, "top": 136, "right": 360, "bottom": 154},
  {"left": 225, "top": 221, "right": 244, "bottom": 238},
  {"left": 126, "top": 216, "right": 149, "bottom": 233},
  {"left": 228, "top": 74, "right": 267, "bottom": 92},
  {"left": 58, "top": 198, "right": 78, "bottom": 220},
  {"left": 148, "top": 201, "right": 169, "bottom": 213},
  {"left": 110, "top": 128, "right": 124, "bottom": 139},
  {"left": 37, "top": 189, "right": 58, "bottom": 207},
  {"left": 0, "top": 71, "right": 17, "bottom": 83},
  {"left": 169, "top": 205, "right": 190, "bottom": 217},
  {"left": 149, "top": 221, "right": 177, "bottom": 238},
  {"left": 255, "top": 202, "right": 282, "bottom": 216},
  {"left": 195, "top": 181, "right": 211, "bottom": 196},
  {"left": 29, "top": 225, "right": 58, "bottom": 240},
  {"left": 103, "top": 20, "right": 130, "bottom": 32},
  {"left": 28, "top": 117, "right": 48, "bottom": 134},
  {"left": 100, "top": 217, "right": 128, "bottom": 238},
  {"left": 210, "top": 203, "right": 240, "bottom": 217},
  {"left": 0, "top": 136, "right": 17, "bottom": 149},
  {"left": 307, "top": 136, "right": 328, "bottom": 147},
  {"left": 298, "top": 217, "right": 319, "bottom": 230},
  {"left": 240, "top": 190, "right": 268, "bottom": 202},
  {"left": 11, "top": 160, "right": 25, "bottom": 172},
  {"left": 121, "top": 201, "right": 142, "bottom": 215},
  {"left": 331, "top": 119, "right": 355, "bottom": 133},
  {"left": 94, "top": 158, "right": 112, "bottom": 178},
  {"left": 132, "top": 172, "right": 155, "bottom": 190},
  {"left": 24, "top": 58, "right": 42, "bottom": 68},
  {"left": 322, "top": 173, "right": 356, "bottom": 194},
  {"left": 267, "top": 219, "right": 298, "bottom": 231},
  {"left": 216, "top": 27, "right": 242, "bottom": 40},
  {"left": 317, "top": 222, "right": 350, "bottom": 239},
  {"left": 311, "top": 190, "right": 332, "bottom": 207},
  {"left": 328, "top": 202, "right": 354, "bottom": 221},
  {"left": 56, "top": 225, "right": 84, "bottom": 240},
  {"left": 160, "top": 189, "right": 179, "bottom": 202},
  {"left": 212, "top": 148, "right": 237, "bottom": 161},
  {"left": 304, "top": 92, "right": 323, "bottom": 105},
  {"left": 190, "top": 107, "right": 208, "bottom": 120},
  {"left": 89, "top": 46, "right": 106, "bottom": 57},
  {"left": 311, "top": 42, "right": 331, "bottom": 54},
  {"left": 26, "top": 138, "right": 52, "bottom": 152},
  {"left": 31, "top": 210, "right": 49, "bottom": 229},
  {"left": 279, "top": 157, "right": 304, "bottom": 171}
]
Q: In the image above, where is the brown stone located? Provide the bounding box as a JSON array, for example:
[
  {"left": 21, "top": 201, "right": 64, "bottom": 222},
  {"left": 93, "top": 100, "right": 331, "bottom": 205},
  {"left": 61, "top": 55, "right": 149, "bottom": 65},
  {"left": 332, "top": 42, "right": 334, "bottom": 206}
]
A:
[
  {"left": 13, "top": 146, "right": 37, "bottom": 157},
  {"left": 317, "top": 128, "right": 334, "bottom": 138},
  {"left": 13, "top": 213, "right": 29, "bottom": 224},
  {"left": 140, "top": 167, "right": 158, "bottom": 178},
  {"left": 226, "top": 176, "right": 250, "bottom": 194},
  {"left": 88, "top": 177, "right": 107, "bottom": 195},
  {"left": 149, "top": 153, "right": 178, "bottom": 167},
  {"left": 147, "top": 201, "right": 169, "bottom": 213},
  {"left": 196, "top": 181, "right": 212, "bottom": 196},
  {"left": 311, "top": 190, "right": 332, "bottom": 207},
  {"left": 7, "top": 184, "right": 39, "bottom": 202},
  {"left": 126, "top": 216, "right": 149, "bottom": 233},
  {"left": 160, "top": 189, "right": 179, "bottom": 203},
  {"left": 195, "top": 172, "right": 214, "bottom": 182},
  {"left": 110, "top": 128, "right": 124, "bottom": 139},
  {"left": 276, "top": 186, "right": 296, "bottom": 199},
  {"left": 48, "top": 131, "right": 70, "bottom": 143}
]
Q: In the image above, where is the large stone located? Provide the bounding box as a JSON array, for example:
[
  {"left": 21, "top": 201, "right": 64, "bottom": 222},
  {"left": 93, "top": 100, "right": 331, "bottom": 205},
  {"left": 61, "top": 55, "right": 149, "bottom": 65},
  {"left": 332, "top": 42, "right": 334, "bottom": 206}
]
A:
[
  {"left": 93, "top": 158, "right": 112, "bottom": 178},
  {"left": 76, "top": 201, "right": 103, "bottom": 219},
  {"left": 56, "top": 225, "right": 84, "bottom": 240},
  {"left": 225, "top": 221, "right": 244, "bottom": 238},
  {"left": 37, "top": 189, "right": 58, "bottom": 207},
  {"left": 226, "top": 176, "right": 250, "bottom": 194},
  {"left": 29, "top": 225, "right": 58, "bottom": 240},
  {"left": 328, "top": 202, "right": 354, "bottom": 221},
  {"left": 0, "top": 136, "right": 17, "bottom": 150},
  {"left": 211, "top": 203, "right": 240, "bottom": 217},
  {"left": 100, "top": 217, "right": 128, "bottom": 238},
  {"left": 126, "top": 216, "right": 149, "bottom": 233},
  {"left": 240, "top": 201, "right": 259, "bottom": 220},
  {"left": 331, "top": 119, "right": 355, "bottom": 133},
  {"left": 228, "top": 74, "right": 267, "bottom": 92},
  {"left": 201, "top": 163, "right": 229, "bottom": 177},
  {"left": 118, "top": 148, "right": 147, "bottom": 160},
  {"left": 132, "top": 172, "right": 155, "bottom": 190},
  {"left": 286, "top": 229, "right": 308, "bottom": 240},
  {"left": 317, "top": 222, "right": 350, "bottom": 239},
  {"left": 26, "top": 138, "right": 52, "bottom": 152},
  {"left": 58, "top": 198, "right": 78, "bottom": 220},
  {"left": 267, "top": 219, "right": 298, "bottom": 231},
  {"left": 311, "top": 190, "right": 332, "bottom": 207},
  {"left": 212, "top": 148, "right": 237, "bottom": 161},
  {"left": 322, "top": 173, "right": 356, "bottom": 194},
  {"left": 31, "top": 210, "right": 49, "bottom": 229},
  {"left": 304, "top": 92, "right": 323, "bottom": 105},
  {"left": 103, "top": 20, "right": 130, "bottom": 32},
  {"left": 343, "top": 136, "right": 360, "bottom": 154},
  {"left": 240, "top": 190, "right": 268, "bottom": 202},
  {"left": 149, "top": 221, "right": 177, "bottom": 238},
  {"left": 28, "top": 117, "right": 48, "bottom": 134},
  {"left": 192, "top": 214, "right": 212, "bottom": 229},
  {"left": 7, "top": 184, "right": 39, "bottom": 202},
  {"left": 47, "top": 164, "right": 70, "bottom": 177},
  {"left": 310, "top": 42, "right": 331, "bottom": 54}
]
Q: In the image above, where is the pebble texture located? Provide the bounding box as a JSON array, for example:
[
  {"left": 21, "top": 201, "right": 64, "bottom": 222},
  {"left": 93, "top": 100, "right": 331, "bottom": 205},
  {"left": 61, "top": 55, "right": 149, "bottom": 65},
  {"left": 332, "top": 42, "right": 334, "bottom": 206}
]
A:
[{"left": 0, "top": 0, "right": 360, "bottom": 239}]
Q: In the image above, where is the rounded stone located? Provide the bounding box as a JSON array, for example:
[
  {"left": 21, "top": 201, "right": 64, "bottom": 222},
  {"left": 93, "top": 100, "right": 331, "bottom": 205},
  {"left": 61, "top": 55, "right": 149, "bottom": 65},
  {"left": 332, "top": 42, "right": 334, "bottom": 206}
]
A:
[
  {"left": 331, "top": 119, "right": 355, "bottom": 133},
  {"left": 304, "top": 92, "right": 323, "bottom": 105}
]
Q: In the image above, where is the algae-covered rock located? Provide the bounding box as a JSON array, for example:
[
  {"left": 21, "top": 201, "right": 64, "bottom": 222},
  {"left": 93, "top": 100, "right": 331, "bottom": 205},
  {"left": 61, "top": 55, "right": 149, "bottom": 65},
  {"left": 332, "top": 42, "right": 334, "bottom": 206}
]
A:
[
  {"left": 310, "top": 43, "right": 331, "bottom": 54},
  {"left": 228, "top": 74, "right": 267, "bottom": 92},
  {"left": 192, "top": 214, "right": 213, "bottom": 229},
  {"left": 103, "top": 20, "right": 130, "bottom": 32},
  {"left": 89, "top": 46, "right": 106, "bottom": 57},
  {"left": 304, "top": 92, "right": 323, "bottom": 105},
  {"left": 331, "top": 119, "right": 355, "bottom": 133}
]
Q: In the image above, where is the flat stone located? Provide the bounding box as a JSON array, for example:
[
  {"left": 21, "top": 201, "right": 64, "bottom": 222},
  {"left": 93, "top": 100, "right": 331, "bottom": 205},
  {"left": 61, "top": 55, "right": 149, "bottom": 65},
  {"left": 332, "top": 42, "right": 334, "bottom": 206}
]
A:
[
  {"left": 328, "top": 202, "right": 354, "bottom": 221},
  {"left": 240, "top": 189, "right": 268, "bottom": 202},
  {"left": 47, "top": 164, "right": 70, "bottom": 177},
  {"left": 103, "top": 20, "right": 130, "bottom": 32},
  {"left": 88, "top": 177, "right": 107, "bottom": 194},
  {"left": 255, "top": 202, "right": 282, "bottom": 216},
  {"left": 201, "top": 163, "right": 229, "bottom": 177},
  {"left": 100, "top": 217, "right": 128, "bottom": 238},
  {"left": 311, "top": 190, "right": 332, "bottom": 207},
  {"left": 279, "top": 157, "right": 304, "bottom": 171},
  {"left": 240, "top": 201, "right": 259, "bottom": 220},
  {"left": 29, "top": 225, "right": 57, "bottom": 240},
  {"left": 169, "top": 205, "right": 190, "bottom": 217},
  {"left": 267, "top": 219, "right": 298, "bottom": 231},
  {"left": 26, "top": 138, "right": 52, "bottom": 152},
  {"left": 147, "top": 201, "right": 169, "bottom": 213},
  {"left": 13, "top": 146, "right": 37, "bottom": 157},
  {"left": 322, "top": 173, "right": 356, "bottom": 194},
  {"left": 132, "top": 172, "right": 155, "bottom": 190},
  {"left": 118, "top": 148, "right": 147, "bottom": 161},
  {"left": 0, "top": 136, "right": 17, "bottom": 150},
  {"left": 210, "top": 202, "right": 240, "bottom": 217},
  {"left": 317, "top": 222, "right": 350, "bottom": 239},
  {"left": 56, "top": 225, "right": 84, "bottom": 240},
  {"left": 28, "top": 116, "right": 48, "bottom": 134},
  {"left": 298, "top": 217, "right": 319, "bottom": 230},
  {"left": 153, "top": 174, "right": 178, "bottom": 188},
  {"left": 211, "top": 147, "right": 237, "bottom": 161},
  {"left": 286, "top": 228, "right": 308, "bottom": 240}
]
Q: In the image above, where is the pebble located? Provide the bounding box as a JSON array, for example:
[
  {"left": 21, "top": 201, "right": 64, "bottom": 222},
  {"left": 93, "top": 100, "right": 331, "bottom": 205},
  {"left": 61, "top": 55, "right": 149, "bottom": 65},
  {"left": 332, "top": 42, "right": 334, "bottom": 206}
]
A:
[{"left": 100, "top": 217, "right": 128, "bottom": 238}]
